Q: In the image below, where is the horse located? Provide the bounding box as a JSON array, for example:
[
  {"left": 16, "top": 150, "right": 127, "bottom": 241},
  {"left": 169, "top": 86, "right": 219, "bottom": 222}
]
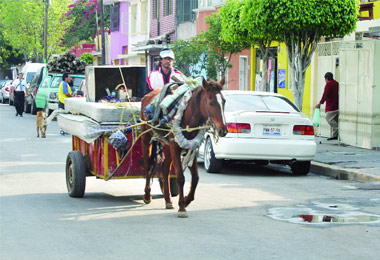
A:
[{"left": 140, "top": 77, "right": 227, "bottom": 218}]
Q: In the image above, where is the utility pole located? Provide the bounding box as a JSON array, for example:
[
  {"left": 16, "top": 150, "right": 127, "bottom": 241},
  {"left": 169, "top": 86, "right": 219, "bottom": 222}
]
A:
[
  {"left": 99, "top": 0, "right": 106, "bottom": 65},
  {"left": 44, "top": 0, "right": 49, "bottom": 63}
]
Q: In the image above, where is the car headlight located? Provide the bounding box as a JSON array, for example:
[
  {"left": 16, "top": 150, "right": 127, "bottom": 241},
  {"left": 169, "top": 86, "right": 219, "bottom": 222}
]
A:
[{"left": 49, "top": 92, "right": 58, "bottom": 100}]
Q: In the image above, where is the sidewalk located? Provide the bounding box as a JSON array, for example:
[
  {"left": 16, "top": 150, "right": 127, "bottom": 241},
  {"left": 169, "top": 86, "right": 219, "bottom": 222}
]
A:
[{"left": 311, "top": 137, "right": 380, "bottom": 182}]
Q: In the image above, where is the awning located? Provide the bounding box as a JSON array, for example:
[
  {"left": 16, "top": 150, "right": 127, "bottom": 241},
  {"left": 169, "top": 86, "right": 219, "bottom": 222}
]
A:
[
  {"left": 117, "top": 53, "right": 144, "bottom": 59},
  {"left": 131, "top": 44, "right": 167, "bottom": 52}
]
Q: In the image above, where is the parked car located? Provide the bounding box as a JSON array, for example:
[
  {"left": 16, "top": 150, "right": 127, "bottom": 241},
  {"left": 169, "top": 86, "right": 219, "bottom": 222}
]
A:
[
  {"left": 8, "top": 80, "right": 15, "bottom": 105},
  {"left": 21, "top": 62, "right": 46, "bottom": 87},
  {"left": 198, "top": 91, "right": 317, "bottom": 175},
  {"left": 35, "top": 73, "right": 85, "bottom": 115},
  {"left": 25, "top": 66, "right": 47, "bottom": 114},
  {"left": 0, "top": 80, "right": 12, "bottom": 103}
]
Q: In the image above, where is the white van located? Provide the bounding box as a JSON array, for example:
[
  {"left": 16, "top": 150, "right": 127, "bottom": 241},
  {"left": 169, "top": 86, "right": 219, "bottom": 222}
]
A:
[{"left": 21, "top": 62, "right": 46, "bottom": 86}]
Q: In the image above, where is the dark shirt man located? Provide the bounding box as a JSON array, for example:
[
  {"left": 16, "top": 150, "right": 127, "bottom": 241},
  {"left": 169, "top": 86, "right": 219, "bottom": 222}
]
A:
[{"left": 316, "top": 72, "right": 339, "bottom": 140}]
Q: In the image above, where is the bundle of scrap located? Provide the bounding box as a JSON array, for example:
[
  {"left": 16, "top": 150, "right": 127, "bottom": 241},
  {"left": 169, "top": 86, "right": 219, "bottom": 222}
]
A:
[{"left": 47, "top": 51, "right": 86, "bottom": 74}]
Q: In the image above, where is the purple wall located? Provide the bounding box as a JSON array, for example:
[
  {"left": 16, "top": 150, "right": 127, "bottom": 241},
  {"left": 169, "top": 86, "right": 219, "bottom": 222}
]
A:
[{"left": 110, "top": 2, "right": 129, "bottom": 64}]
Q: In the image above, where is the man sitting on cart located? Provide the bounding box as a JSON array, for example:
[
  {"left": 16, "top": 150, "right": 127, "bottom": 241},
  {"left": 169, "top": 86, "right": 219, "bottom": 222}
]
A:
[{"left": 145, "top": 48, "right": 184, "bottom": 94}]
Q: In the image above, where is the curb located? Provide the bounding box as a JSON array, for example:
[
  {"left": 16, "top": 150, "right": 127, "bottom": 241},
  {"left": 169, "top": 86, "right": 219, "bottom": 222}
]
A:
[{"left": 311, "top": 161, "right": 380, "bottom": 182}]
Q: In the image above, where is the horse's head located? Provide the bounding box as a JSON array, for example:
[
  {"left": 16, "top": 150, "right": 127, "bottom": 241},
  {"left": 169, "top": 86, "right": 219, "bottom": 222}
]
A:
[{"left": 202, "top": 77, "right": 228, "bottom": 137}]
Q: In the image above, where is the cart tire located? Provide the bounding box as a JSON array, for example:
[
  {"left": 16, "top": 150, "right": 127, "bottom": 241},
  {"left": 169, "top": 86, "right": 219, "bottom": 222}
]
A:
[
  {"left": 66, "top": 151, "right": 86, "bottom": 197},
  {"left": 159, "top": 178, "right": 178, "bottom": 197}
]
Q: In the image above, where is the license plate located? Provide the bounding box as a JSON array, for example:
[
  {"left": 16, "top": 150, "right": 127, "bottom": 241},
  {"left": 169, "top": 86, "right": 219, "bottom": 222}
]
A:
[{"left": 263, "top": 125, "right": 281, "bottom": 136}]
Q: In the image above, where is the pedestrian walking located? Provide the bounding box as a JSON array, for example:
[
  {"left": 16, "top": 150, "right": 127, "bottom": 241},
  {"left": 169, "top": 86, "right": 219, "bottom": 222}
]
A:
[
  {"left": 12, "top": 73, "right": 26, "bottom": 117},
  {"left": 316, "top": 72, "right": 339, "bottom": 141}
]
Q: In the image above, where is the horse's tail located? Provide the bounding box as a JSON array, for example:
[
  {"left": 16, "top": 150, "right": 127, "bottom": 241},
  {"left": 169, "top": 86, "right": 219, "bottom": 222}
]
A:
[{"left": 148, "top": 141, "right": 159, "bottom": 180}]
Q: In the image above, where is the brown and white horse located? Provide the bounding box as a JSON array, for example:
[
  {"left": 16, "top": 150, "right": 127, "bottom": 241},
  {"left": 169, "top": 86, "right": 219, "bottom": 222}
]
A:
[{"left": 140, "top": 77, "right": 227, "bottom": 217}]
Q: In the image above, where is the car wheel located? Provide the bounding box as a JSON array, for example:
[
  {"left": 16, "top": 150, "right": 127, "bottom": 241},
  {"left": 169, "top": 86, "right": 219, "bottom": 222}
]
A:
[
  {"left": 204, "top": 137, "right": 223, "bottom": 173},
  {"left": 66, "top": 151, "right": 86, "bottom": 198},
  {"left": 290, "top": 161, "right": 311, "bottom": 176},
  {"left": 24, "top": 100, "right": 31, "bottom": 113},
  {"left": 159, "top": 178, "right": 178, "bottom": 197},
  {"left": 31, "top": 100, "right": 37, "bottom": 115}
]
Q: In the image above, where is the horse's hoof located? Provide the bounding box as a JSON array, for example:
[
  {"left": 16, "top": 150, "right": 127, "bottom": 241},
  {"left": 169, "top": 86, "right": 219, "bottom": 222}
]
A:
[
  {"left": 166, "top": 202, "right": 174, "bottom": 209},
  {"left": 178, "top": 211, "right": 188, "bottom": 218},
  {"left": 143, "top": 195, "right": 152, "bottom": 204}
]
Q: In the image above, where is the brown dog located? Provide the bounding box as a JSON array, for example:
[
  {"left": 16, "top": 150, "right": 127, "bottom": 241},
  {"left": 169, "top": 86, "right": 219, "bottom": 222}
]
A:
[{"left": 36, "top": 111, "right": 47, "bottom": 138}]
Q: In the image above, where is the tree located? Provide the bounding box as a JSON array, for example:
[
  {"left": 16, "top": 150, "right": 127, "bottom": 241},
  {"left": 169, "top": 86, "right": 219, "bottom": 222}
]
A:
[
  {"left": 240, "top": 0, "right": 283, "bottom": 92},
  {"left": 255, "top": 0, "right": 359, "bottom": 109},
  {"left": 0, "top": 28, "right": 24, "bottom": 73},
  {"left": 199, "top": 11, "right": 245, "bottom": 80},
  {"left": 61, "top": 0, "right": 110, "bottom": 48},
  {"left": 171, "top": 37, "right": 209, "bottom": 78},
  {"left": 0, "top": 0, "right": 73, "bottom": 62},
  {"left": 0, "top": 0, "right": 44, "bottom": 61}
]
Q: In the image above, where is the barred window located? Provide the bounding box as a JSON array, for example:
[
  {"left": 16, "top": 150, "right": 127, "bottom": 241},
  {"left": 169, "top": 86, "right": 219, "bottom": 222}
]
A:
[
  {"left": 164, "top": 0, "right": 173, "bottom": 16},
  {"left": 153, "top": 0, "right": 160, "bottom": 19},
  {"left": 176, "top": 0, "right": 198, "bottom": 23},
  {"left": 110, "top": 3, "right": 120, "bottom": 32}
]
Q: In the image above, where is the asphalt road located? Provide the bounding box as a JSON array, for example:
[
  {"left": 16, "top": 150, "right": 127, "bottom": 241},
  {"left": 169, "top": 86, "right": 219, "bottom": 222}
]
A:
[{"left": 1, "top": 104, "right": 380, "bottom": 260}]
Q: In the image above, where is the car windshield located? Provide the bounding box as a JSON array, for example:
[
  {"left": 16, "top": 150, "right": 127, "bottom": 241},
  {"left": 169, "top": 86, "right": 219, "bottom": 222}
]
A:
[
  {"left": 51, "top": 77, "right": 61, "bottom": 88},
  {"left": 26, "top": 72, "right": 36, "bottom": 83},
  {"left": 224, "top": 94, "right": 300, "bottom": 113}
]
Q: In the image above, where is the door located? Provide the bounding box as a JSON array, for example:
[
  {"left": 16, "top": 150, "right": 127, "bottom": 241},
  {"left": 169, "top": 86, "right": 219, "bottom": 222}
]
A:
[
  {"left": 239, "top": 56, "right": 248, "bottom": 90},
  {"left": 35, "top": 76, "right": 52, "bottom": 109}
]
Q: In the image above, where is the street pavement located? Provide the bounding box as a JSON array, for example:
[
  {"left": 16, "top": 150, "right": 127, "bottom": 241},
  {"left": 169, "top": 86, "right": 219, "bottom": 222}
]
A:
[{"left": 311, "top": 137, "right": 380, "bottom": 182}]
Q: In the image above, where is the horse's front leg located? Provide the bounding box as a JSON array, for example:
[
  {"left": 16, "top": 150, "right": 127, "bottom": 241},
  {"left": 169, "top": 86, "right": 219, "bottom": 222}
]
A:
[
  {"left": 170, "top": 144, "right": 187, "bottom": 218},
  {"left": 141, "top": 128, "right": 152, "bottom": 204},
  {"left": 185, "top": 155, "right": 199, "bottom": 207},
  {"left": 161, "top": 146, "right": 174, "bottom": 209}
]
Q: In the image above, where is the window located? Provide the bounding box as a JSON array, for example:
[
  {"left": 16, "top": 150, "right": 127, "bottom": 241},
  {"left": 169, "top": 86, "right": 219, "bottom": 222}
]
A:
[
  {"left": 176, "top": 0, "right": 198, "bottom": 23},
  {"left": 141, "top": 1, "right": 147, "bottom": 33},
  {"left": 131, "top": 4, "right": 137, "bottom": 34},
  {"left": 153, "top": 0, "right": 160, "bottom": 19},
  {"left": 110, "top": 3, "right": 120, "bottom": 32},
  {"left": 164, "top": 0, "right": 173, "bottom": 16}
]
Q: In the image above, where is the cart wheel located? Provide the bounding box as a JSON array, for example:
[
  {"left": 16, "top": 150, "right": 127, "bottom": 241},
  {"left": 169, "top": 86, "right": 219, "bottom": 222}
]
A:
[
  {"left": 66, "top": 151, "right": 86, "bottom": 197},
  {"left": 159, "top": 178, "right": 178, "bottom": 197}
]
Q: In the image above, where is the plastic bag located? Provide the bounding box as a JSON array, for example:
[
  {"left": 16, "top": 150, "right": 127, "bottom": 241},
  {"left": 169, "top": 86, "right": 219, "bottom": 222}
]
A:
[{"left": 313, "top": 108, "right": 320, "bottom": 127}]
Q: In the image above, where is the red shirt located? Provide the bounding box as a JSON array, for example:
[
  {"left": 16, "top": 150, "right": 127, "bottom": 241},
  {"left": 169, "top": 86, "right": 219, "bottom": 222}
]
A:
[{"left": 319, "top": 80, "right": 339, "bottom": 112}]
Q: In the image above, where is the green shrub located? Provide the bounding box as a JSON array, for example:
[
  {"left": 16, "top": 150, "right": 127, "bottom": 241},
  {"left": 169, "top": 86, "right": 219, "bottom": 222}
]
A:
[{"left": 80, "top": 52, "right": 94, "bottom": 65}]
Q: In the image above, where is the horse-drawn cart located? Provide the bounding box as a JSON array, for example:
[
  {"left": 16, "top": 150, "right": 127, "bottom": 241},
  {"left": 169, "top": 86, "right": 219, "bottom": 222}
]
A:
[
  {"left": 60, "top": 66, "right": 177, "bottom": 198},
  {"left": 59, "top": 65, "right": 227, "bottom": 217}
]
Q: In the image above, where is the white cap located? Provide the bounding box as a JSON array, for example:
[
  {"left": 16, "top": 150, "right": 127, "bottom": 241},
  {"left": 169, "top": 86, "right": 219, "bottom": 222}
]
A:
[{"left": 160, "top": 49, "right": 175, "bottom": 60}]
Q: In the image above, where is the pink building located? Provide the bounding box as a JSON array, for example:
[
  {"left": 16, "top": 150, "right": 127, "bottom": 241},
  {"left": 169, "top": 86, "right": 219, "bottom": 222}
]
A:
[{"left": 104, "top": 0, "right": 129, "bottom": 65}]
